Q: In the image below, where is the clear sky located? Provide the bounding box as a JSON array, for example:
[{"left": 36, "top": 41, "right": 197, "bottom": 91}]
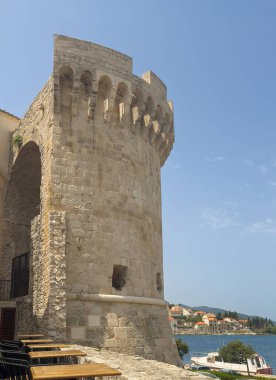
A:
[{"left": 1, "top": 0, "right": 276, "bottom": 319}]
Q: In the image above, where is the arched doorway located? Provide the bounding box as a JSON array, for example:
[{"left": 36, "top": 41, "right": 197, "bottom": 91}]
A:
[{"left": 5, "top": 141, "right": 41, "bottom": 298}]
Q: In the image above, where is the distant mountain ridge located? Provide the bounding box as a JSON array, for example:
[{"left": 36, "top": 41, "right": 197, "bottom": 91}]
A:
[{"left": 180, "top": 304, "right": 276, "bottom": 324}]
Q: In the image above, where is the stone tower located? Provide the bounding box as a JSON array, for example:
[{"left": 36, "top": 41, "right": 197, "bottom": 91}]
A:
[{"left": 1, "top": 35, "right": 181, "bottom": 366}]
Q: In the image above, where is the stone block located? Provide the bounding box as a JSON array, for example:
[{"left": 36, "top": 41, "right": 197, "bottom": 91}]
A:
[
  {"left": 114, "top": 327, "right": 128, "bottom": 340},
  {"left": 88, "top": 315, "right": 101, "bottom": 327},
  {"left": 71, "top": 327, "right": 85, "bottom": 340},
  {"left": 106, "top": 313, "right": 118, "bottom": 327}
]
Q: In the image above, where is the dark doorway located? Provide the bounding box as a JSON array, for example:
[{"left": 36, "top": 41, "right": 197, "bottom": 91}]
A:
[
  {"left": 11, "top": 252, "right": 29, "bottom": 298},
  {"left": 0, "top": 308, "right": 16, "bottom": 340},
  {"left": 5, "top": 141, "right": 41, "bottom": 288}
]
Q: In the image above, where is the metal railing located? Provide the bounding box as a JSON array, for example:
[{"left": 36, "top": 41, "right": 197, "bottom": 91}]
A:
[{"left": 0, "top": 280, "right": 11, "bottom": 300}]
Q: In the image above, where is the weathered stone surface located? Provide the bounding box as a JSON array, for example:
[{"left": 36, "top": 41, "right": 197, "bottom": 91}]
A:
[
  {"left": 72, "top": 344, "right": 208, "bottom": 380},
  {"left": 0, "top": 35, "right": 180, "bottom": 366}
]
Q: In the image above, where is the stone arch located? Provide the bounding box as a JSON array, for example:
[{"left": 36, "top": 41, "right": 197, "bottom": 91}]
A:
[
  {"left": 79, "top": 70, "right": 93, "bottom": 97},
  {"left": 163, "top": 112, "right": 170, "bottom": 133},
  {"left": 131, "top": 88, "right": 144, "bottom": 107},
  {"left": 170, "top": 120, "right": 174, "bottom": 134},
  {"left": 5, "top": 141, "right": 42, "bottom": 257},
  {"left": 116, "top": 82, "right": 128, "bottom": 101},
  {"left": 59, "top": 66, "right": 74, "bottom": 128},
  {"left": 155, "top": 105, "right": 163, "bottom": 122},
  {"left": 112, "top": 82, "right": 129, "bottom": 124},
  {"left": 96, "top": 75, "right": 113, "bottom": 120},
  {"left": 145, "top": 96, "right": 155, "bottom": 117},
  {"left": 152, "top": 105, "right": 164, "bottom": 136},
  {"left": 59, "top": 66, "right": 74, "bottom": 94},
  {"left": 79, "top": 70, "right": 93, "bottom": 119},
  {"left": 130, "top": 88, "right": 145, "bottom": 128},
  {"left": 98, "top": 75, "right": 112, "bottom": 98}
]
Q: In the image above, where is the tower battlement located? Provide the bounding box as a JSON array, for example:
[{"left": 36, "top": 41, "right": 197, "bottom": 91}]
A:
[{"left": 54, "top": 35, "right": 174, "bottom": 166}]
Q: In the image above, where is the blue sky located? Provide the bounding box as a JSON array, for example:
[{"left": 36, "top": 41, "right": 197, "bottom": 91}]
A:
[{"left": 1, "top": 0, "right": 276, "bottom": 319}]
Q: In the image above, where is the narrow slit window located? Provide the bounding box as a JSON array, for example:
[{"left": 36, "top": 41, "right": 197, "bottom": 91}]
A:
[
  {"left": 112, "top": 265, "right": 127, "bottom": 291},
  {"left": 156, "top": 272, "right": 163, "bottom": 292}
]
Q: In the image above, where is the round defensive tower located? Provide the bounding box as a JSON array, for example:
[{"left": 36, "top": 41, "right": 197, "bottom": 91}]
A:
[
  {"left": 52, "top": 35, "right": 179, "bottom": 365},
  {"left": 4, "top": 35, "right": 180, "bottom": 366}
]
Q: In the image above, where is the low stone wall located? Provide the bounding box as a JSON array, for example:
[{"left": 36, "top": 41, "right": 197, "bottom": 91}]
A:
[{"left": 72, "top": 344, "right": 207, "bottom": 380}]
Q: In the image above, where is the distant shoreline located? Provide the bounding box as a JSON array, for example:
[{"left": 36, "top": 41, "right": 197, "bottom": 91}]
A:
[
  {"left": 174, "top": 331, "right": 276, "bottom": 336},
  {"left": 174, "top": 332, "right": 260, "bottom": 336}
]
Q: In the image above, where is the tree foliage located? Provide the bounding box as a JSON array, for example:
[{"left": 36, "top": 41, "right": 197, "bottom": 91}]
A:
[
  {"left": 247, "top": 316, "right": 273, "bottom": 330},
  {"left": 175, "top": 339, "right": 189, "bottom": 359},
  {"left": 185, "top": 315, "right": 202, "bottom": 323},
  {"left": 219, "top": 340, "right": 255, "bottom": 364},
  {"left": 262, "top": 326, "right": 276, "bottom": 334},
  {"left": 216, "top": 311, "right": 239, "bottom": 320}
]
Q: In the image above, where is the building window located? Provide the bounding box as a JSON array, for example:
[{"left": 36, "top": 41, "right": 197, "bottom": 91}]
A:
[
  {"left": 112, "top": 265, "right": 127, "bottom": 291},
  {"left": 11, "top": 252, "right": 29, "bottom": 298}
]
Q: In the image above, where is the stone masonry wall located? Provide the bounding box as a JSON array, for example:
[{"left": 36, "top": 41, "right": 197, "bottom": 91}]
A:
[
  {"left": 66, "top": 298, "right": 179, "bottom": 364},
  {"left": 50, "top": 35, "right": 180, "bottom": 365},
  {"left": 0, "top": 174, "right": 10, "bottom": 281},
  {"left": 2, "top": 35, "right": 180, "bottom": 367},
  {"left": 46, "top": 211, "right": 67, "bottom": 338},
  {"left": 3, "top": 78, "right": 57, "bottom": 334}
]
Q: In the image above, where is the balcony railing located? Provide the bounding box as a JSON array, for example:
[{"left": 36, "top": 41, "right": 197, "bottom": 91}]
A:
[{"left": 0, "top": 280, "right": 11, "bottom": 300}]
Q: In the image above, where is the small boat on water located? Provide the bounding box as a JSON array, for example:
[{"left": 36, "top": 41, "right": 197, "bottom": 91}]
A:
[{"left": 191, "top": 351, "right": 273, "bottom": 375}]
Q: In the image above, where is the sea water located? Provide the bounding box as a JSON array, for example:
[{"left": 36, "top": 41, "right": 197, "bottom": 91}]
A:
[{"left": 175, "top": 334, "right": 276, "bottom": 373}]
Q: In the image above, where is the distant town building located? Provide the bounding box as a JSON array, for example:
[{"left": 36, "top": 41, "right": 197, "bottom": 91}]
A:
[
  {"left": 193, "top": 310, "right": 205, "bottom": 317},
  {"left": 182, "top": 307, "right": 193, "bottom": 316},
  {"left": 194, "top": 321, "right": 208, "bottom": 331},
  {"left": 170, "top": 306, "right": 184, "bottom": 318}
]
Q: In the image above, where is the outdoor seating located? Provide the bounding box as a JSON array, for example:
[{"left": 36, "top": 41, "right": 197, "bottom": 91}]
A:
[
  {"left": 0, "top": 357, "right": 31, "bottom": 380},
  {"left": 1, "top": 339, "right": 21, "bottom": 346},
  {"left": 30, "top": 362, "right": 122, "bottom": 379},
  {"left": 26, "top": 343, "right": 70, "bottom": 352},
  {"left": 0, "top": 336, "right": 122, "bottom": 379},
  {"left": 1, "top": 339, "right": 24, "bottom": 350},
  {"left": 0, "top": 342, "right": 21, "bottom": 351},
  {"left": 0, "top": 348, "right": 30, "bottom": 361},
  {"left": 21, "top": 339, "right": 54, "bottom": 344},
  {"left": 0, "top": 357, "right": 73, "bottom": 380},
  {"left": 29, "top": 349, "right": 87, "bottom": 365},
  {"left": 0, "top": 356, "right": 122, "bottom": 379}
]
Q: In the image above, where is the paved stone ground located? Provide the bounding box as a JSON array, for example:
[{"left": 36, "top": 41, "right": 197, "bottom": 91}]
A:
[{"left": 71, "top": 344, "right": 208, "bottom": 380}]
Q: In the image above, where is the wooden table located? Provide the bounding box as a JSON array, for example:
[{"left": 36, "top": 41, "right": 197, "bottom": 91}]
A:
[
  {"left": 18, "top": 334, "right": 44, "bottom": 339},
  {"left": 27, "top": 343, "right": 71, "bottom": 351},
  {"left": 29, "top": 349, "right": 87, "bottom": 361},
  {"left": 21, "top": 339, "right": 54, "bottom": 344},
  {"left": 21, "top": 339, "right": 54, "bottom": 345},
  {"left": 30, "top": 363, "right": 121, "bottom": 379}
]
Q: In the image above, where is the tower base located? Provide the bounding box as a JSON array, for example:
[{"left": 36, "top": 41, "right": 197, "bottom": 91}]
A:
[{"left": 66, "top": 294, "right": 182, "bottom": 366}]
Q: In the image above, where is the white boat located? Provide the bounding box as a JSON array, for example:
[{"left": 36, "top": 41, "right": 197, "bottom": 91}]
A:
[{"left": 191, "top": 351, "right": 273, "bottom": 375}]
